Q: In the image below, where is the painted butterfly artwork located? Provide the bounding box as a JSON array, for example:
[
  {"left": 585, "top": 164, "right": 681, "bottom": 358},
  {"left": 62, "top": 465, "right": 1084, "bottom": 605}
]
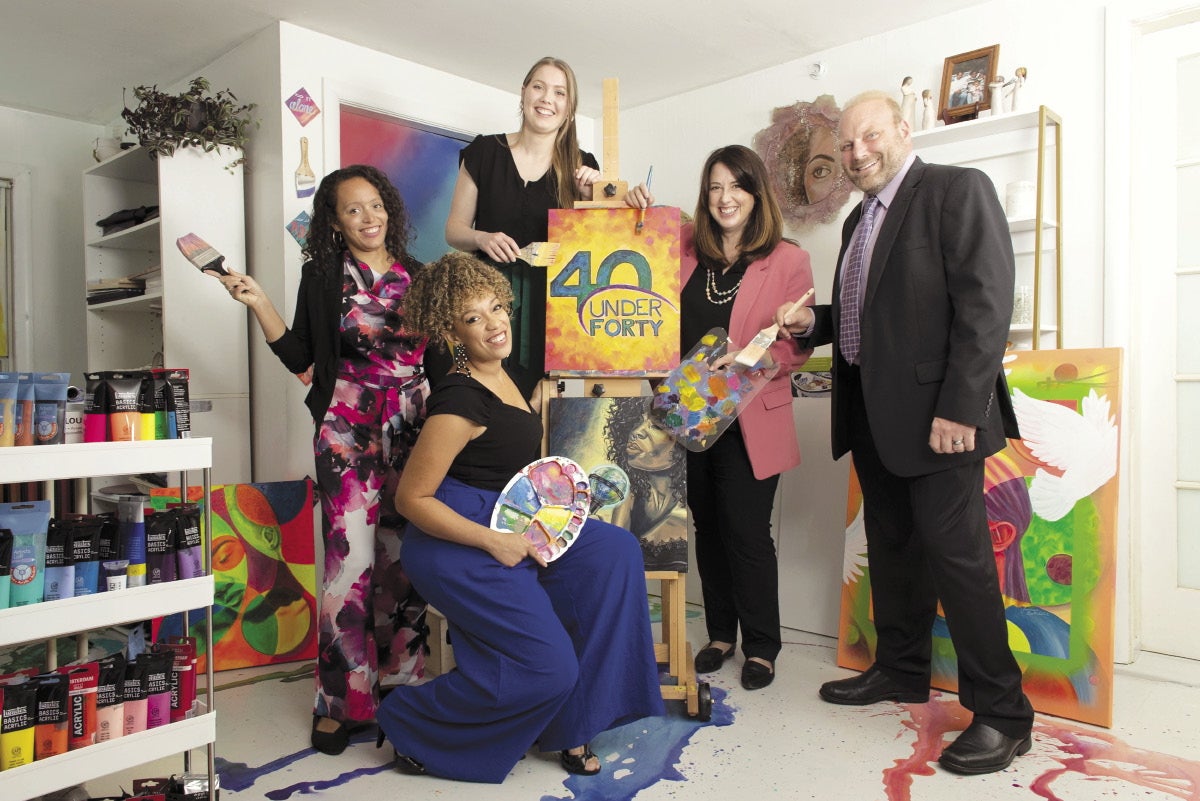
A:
[
  {"left": 650, "top": 327, "right": 779, "bottom": 451},
  {"left": 490, "top": 456, "right": 591, "bottom": 562}
]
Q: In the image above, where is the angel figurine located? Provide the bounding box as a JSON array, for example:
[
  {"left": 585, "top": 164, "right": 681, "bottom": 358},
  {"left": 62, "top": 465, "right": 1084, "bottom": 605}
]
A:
[
  {"left": 1004, "top": 67, "right": 1027, "bottom": 112},
  {"left": 900, "top": 76, "right": 916, "bottom": 129}
]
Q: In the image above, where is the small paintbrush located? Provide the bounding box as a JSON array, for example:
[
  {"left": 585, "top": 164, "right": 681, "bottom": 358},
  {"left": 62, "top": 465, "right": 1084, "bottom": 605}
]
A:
[
  {"left": 175, "top": 233, "right": 229, "bottom": 276},
  {"left": 635, "top": 165, "right": 654, "bottom": 233},
  {"left": 517, "top": 242, "right": 561, "bottom": 266},
  {"left": 734, "top": 288, "right": 816, "bottom": 368}
]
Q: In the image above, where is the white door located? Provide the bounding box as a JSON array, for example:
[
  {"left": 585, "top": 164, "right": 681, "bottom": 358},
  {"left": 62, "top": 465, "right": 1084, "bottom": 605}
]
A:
[{"left": 1130, "top": 18, "right": 1200, "bottom": 659}]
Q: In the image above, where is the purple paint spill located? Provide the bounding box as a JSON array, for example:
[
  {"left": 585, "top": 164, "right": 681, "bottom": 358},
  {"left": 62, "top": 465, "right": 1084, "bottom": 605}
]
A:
[
  {"left": 541, "top": 685, "right": 735, "bottom": 801},
  {"left": 214, "top": 729, "right": 378, "bottom": 792}
]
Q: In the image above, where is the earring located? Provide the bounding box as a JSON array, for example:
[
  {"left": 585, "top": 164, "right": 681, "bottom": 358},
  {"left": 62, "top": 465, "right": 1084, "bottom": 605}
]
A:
[
  {"left": 333, "top": 230, "right": 346, "bottom": 250},
  {"left": 452, "top": 343, "right": 471, "bottom": 377}
]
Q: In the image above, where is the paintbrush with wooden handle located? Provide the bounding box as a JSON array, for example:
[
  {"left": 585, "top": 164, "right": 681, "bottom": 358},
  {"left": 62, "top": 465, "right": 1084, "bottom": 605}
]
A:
[{"left": 734, "top": 288, "right": 815, "bottom": 368}]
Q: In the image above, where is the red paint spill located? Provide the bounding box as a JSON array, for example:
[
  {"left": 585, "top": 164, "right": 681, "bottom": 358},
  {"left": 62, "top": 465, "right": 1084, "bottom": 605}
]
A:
[{"left": 878, "top": 694, "right": 1200, "bottom": 800}]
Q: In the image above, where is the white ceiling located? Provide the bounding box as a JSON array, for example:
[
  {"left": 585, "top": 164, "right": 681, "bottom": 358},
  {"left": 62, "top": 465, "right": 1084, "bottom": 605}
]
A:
[{"left": 0, "top": 0, "right": 986, "bottom": 124}]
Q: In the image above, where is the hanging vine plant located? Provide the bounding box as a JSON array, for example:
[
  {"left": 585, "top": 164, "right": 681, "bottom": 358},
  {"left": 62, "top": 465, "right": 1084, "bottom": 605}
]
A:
[{"left": 122, "top": 76, "right": 257, "bottom": 167}]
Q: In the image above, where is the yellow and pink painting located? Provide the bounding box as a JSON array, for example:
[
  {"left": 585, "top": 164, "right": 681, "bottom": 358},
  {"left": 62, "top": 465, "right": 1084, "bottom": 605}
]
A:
[
  {"left": 545, "top": 207, "right": 681, "bottom": 374},
  {"left": 837, "top": 348, "right": 1122, "bottom": 727}
]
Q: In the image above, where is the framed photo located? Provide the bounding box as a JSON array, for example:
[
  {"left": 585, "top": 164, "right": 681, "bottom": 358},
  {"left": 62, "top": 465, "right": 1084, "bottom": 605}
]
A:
[{"left": 938, "top": 44, "right": 1000, "bottom": 124}]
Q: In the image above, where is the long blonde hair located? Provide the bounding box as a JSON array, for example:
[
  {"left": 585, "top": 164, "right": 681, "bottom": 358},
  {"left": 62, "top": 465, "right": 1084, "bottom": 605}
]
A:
[{"left": 521, "top": 56, "right": 585, "bottom": 207}]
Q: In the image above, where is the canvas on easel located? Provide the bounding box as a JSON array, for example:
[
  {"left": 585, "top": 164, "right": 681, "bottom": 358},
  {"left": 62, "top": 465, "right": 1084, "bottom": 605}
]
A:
[{"left": 545, "top": 206, "right": 681, "bottom": 375}]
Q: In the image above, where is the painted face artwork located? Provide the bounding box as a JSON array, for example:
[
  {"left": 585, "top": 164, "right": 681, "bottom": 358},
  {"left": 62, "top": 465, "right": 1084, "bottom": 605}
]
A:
[
  {"left": 625, "top": 417, "right": 678, "bottom": 472},
  {"left": 803, "top": 124, "right": 839, "bottom": 205},
  {"left": 706, "top": 161, "right": 756, "bottom": 240},
  {"left": 838, "top": 99, "right": 912, "bottom": 196},
  {"left": 521, "top": 64, "right": 570, "bottom": 135},
  {"left": 332, "top": 176, "right": 388, "bottom": 258}
]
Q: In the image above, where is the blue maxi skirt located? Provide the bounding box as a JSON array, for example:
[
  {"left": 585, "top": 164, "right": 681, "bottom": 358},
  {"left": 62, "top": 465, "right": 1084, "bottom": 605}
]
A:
[{"left": 376, "top": 476, "right": 664, "bottom": 783}]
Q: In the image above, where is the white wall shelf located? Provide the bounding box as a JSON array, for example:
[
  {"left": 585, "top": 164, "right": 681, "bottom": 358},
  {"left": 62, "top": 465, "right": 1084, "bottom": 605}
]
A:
[
  {"left": 82, "top": 146, "right": 250, "bottom": 483},
  {"left": 915, "top": 105, "right": 1064, "bottom": 349}
]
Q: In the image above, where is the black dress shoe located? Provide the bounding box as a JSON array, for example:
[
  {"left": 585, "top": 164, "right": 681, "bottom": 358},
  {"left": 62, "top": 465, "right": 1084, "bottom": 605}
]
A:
[
  {"left": 694, "top": 642, "right": 736, "bottom": 674},
  {"left": 740, "top": 659, "right": 775, "bottom": 690},
  {"left": 818, "top": 666, "right": 929, "bottom": 705},
  {"left": 938, "top": 722, "right": 1032, "bottom": 774},
  {"left": 311, "top": 715, "right": 350, "bottom": 755}
]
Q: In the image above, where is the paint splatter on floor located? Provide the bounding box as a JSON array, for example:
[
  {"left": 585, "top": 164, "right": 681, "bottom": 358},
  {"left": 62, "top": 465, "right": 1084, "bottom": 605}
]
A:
[
  {"left": 879, "top": 693, "right": 1200, "bottom": 801},
  {"left": 213, "top": 675, "right": 732, "bottom": 799}
]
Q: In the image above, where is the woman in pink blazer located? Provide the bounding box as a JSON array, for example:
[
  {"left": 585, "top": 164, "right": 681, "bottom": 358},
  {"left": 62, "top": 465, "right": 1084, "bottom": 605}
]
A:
[{"left": 679, "top": 145, "right": 813, "bottom": 690}]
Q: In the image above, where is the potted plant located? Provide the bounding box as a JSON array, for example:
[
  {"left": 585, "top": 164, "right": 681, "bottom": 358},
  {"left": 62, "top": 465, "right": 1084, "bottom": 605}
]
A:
[{"left": 122, "top": 76, "right": 257, "bottom": 167}]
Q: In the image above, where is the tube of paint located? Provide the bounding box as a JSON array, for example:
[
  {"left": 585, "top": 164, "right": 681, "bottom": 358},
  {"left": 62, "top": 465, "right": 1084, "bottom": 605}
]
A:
[
  {"left": 174, "top": 504, "right": 203, "bottom": 581},
  {"left": 96, "top": 511, "right": 120, "bottom": 562},
  {"left": 56, "top": 661, "right": 99, "bottom": 750},
  {"left": 33, "top": 672, "right": 69, "bottom": 760},
  {"left": 83, "top": 372, "right": 109, "bottom": 442},
  {"left": 0, "top": 528, "right": 12, "bottom": 609},
  {"left": 165, "top": 368, "right": 191, "bottom": 439},
  {"left": 33, "top": 372, "right": 70, "bottom": 445},
  {"left": 13, "top": 373, "right": 35, "bottom": 447},
  {"left": 0, "top": 373, "right": 17, "bottom": 448},
  {"left": 42, "top": 518, "right": 75, "bottom": 602},
  {"left": 102, "top": 559, "right": 129, "bottom": 592},
  {"left": 137, "top": 371, "right": 156, "bottom": 441},
  {"left": 0, "top": 680, "right": 37, "bottom": 770},
  {"left": 122, "top": 656, "right": 148, "bottom": 736},
  {"left": 142, "top": 651, "right": 174, "bottom": 730},
  {"left": 149, "top": 368, "right": 170, "bottom": 440},
  {"left": 145, "top": 509, "right": 177, "bottom": 584},
  {"left": 95, "top": 653, "right": 126, "bottom": 743},
  {"left": 160, "top": 637, "right": 197, "bottom": 723},
  {"left": 64, "top": 401, "right": 85, "bottom": 444},
  {"left": 71, "top": 518, "right": 102, "bottom": 596},
  {"left": 105, "top": 371, "right": 143, "bottom": 441},
  {"left": 1, "top": 500, "right": 51, "bottom": 607},
  {"left": 117, "top": 495, "right": 148, "bottom": 587}
]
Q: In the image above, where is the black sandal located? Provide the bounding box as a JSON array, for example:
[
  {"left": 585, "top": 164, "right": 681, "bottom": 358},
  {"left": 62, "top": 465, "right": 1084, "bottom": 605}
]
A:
[
  {"left": 377, "top": 727, "right": 427, "bottom": 775},
  {"left": 560, "top": 745, "right": 601, "bottom": 776}
]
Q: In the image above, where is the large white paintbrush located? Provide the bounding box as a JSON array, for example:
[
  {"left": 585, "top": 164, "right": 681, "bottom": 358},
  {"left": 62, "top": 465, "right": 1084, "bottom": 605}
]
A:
[{"left": 734, "top": 288, "right": 816, "bottom": 368}]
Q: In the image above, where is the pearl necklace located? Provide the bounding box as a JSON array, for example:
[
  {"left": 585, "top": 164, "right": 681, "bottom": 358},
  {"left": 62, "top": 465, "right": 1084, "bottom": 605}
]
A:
[{"left": 705, "top": 265, "right": 742, "bottom": 305}]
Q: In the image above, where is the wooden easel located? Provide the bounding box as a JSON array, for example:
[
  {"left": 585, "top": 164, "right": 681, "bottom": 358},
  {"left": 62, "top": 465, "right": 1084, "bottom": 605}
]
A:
[
  {"left": 540, "top": 376, "right": 711, "bottom": 721},
  {"left": 573, "top": 78, "right": 630, "bottom": 209}
]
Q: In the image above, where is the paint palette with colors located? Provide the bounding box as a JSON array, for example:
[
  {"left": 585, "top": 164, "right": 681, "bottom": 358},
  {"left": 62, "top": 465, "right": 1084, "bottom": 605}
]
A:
[
  {"left": 650, "top": 327, "right": 779, "bottom": 451},
  {"left": 490, "top": 456, "right": 590, "bottom": 563}
]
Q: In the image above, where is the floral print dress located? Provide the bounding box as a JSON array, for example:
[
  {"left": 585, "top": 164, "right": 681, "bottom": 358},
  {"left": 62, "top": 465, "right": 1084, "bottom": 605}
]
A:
[{"left": 312, "top": 254, "right": 429, "bottom": 725}]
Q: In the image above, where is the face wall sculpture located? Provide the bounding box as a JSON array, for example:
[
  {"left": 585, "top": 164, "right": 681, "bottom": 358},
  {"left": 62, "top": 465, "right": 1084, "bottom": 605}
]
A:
[{"left": 753, "top": 94, "right": 853, "bottom": 228}]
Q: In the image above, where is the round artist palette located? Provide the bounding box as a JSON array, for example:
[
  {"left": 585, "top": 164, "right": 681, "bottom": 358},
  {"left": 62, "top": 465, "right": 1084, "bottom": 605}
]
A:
[{"left": 490, "top": 456, "right": 590, "bottom": 563}]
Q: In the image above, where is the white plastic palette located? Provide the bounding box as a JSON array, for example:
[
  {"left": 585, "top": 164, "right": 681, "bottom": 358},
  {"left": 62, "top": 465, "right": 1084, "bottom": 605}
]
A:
[{"left": 490, "top": 456, "right": 590, "bottom": 563}]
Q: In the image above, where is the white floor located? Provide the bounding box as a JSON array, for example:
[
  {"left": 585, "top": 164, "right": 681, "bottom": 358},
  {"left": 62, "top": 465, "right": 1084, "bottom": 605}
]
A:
[{"left": 85, "top": 607, "right": 1200, "bottom": 801}]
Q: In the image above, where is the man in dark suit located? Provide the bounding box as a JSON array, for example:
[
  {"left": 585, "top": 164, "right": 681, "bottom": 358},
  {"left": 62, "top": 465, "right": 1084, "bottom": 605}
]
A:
[{"left": 775, "top": 91, "right": 1033, "bottom": 774}]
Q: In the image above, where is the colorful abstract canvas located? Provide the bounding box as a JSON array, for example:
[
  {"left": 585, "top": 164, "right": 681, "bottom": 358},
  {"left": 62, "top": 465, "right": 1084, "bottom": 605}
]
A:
[
  {"left": 836, "top": 348, "right": 1122, "bottom": 727},
  {"left": 339, "top": 106, "right": 472, "bottom": 265},
  {"left": 150, "top": 480, "right": 318, "bottom": 672},
  {"left": 545, "top": 207, "right": 681, "bottom": 374},
  {"left": 548, "top": 396, "right": 688, "bottom": 572}
]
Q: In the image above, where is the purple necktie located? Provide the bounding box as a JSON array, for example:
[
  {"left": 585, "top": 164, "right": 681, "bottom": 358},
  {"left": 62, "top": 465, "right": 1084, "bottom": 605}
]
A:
[{"left": 839, "top": 195, "right": 880, "bottom": 364}]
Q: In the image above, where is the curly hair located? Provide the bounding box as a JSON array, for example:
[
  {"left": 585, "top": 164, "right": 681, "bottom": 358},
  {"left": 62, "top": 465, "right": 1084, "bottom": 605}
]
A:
[
  {"left": 602, "top": 399, "right": 686, "bottom": 508},
  {"left": 402, "top": 252, "right": 514, "bottom": 351},
  {"left": 301, "top": 164, "right": 417, "bottom": 275}
]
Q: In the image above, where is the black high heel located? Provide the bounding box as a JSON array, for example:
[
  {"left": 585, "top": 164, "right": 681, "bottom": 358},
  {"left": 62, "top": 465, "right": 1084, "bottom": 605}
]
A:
[
  {"left": 376, "top": 727, "right": 427, "bottom": 775},
  {"left": 560, "top": 744, "right": 601, "bottom": 776},
  {"left": 311, "top": 715, "right": 349, "bottom": 755}
]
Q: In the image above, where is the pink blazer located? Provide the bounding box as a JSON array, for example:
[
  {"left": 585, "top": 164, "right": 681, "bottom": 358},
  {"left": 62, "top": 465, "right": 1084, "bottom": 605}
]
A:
[{"left": 681, "top": 224, "right": 814, "bottom": 479}]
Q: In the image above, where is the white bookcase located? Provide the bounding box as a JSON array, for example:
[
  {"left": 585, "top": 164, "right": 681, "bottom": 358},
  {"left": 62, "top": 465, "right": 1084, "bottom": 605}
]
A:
[
  {"left": 83, "top": 146, "right": 251, "bottom": 483},
  {"left": 913, "top": 106, "right": 1064, "bottom": 349},
  {"left": 0, "top": 439, "right": 217, "bottom": 801}
]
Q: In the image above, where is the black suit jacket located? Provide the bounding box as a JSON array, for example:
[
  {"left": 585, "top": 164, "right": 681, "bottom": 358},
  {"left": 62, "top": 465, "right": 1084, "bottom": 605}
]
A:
[{"left": 801, "top": 157, "right": 1019, "bottom": 477}]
